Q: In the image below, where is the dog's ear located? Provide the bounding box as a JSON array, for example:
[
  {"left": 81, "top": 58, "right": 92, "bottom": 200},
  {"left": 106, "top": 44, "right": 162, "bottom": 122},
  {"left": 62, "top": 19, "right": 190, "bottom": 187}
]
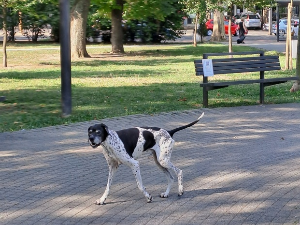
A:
[
  {"left": 88, "top": 126, "right": 92, "bottom": 132},
  {"left": 100, "top": 123, "right": 110, "bottom": 136}
]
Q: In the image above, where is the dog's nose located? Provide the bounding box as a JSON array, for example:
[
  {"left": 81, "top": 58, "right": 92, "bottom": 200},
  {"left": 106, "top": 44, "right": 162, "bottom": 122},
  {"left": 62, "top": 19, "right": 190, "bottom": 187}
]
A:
[
  {"left": 88, "top": 137, "right": 96, "bottom": 146},
  {"left": 89, "top": 137, "right": 95, "bottom": 142}
]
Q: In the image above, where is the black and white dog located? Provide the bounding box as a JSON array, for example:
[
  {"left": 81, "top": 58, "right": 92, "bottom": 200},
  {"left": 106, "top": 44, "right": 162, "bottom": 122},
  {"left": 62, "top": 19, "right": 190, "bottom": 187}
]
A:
[{"left": 88, "top": 113, "right": 204, "bottom": 205}]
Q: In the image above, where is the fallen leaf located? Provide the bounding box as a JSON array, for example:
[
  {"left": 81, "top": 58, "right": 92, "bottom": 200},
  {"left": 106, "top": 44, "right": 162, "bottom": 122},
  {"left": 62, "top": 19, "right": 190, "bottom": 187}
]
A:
[{"left": 178, "top": 98, "right": 187, "bottom": 102}]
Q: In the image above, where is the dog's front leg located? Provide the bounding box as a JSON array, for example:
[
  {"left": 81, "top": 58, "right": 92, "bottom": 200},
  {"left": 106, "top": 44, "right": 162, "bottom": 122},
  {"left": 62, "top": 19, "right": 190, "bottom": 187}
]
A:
[{"left": 96, "top": 151, "right": 119, "bottom": 205}]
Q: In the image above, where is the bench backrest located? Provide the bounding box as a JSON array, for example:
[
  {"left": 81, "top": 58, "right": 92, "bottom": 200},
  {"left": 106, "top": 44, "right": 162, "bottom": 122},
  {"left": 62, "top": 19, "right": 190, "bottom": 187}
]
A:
[{"left": 194, "top": 51, "right": 281, "bottom": 77}]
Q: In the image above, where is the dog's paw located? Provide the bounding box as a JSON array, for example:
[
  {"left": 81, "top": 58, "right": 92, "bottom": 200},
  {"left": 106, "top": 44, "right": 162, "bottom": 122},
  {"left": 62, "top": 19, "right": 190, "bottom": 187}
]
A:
[
  {"left": 178, "top": 184, "right": 184, "bottom": 196},
  {"left": 160, "top": 193, "right": 169, "bottom": 198},
  {"left": 178, "top": 191, "right": 184, "bottom": 196},
  {"left": 147, "top": 196, "right": 153, "bottom": 203},
  {"left": 95, "top": 199, "right": 105, "bottom": 205}
]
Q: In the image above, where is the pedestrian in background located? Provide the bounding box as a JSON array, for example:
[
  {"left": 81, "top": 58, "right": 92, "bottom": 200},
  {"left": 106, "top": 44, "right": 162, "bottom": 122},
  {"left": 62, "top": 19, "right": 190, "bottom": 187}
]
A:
[
  {"left": 292, "top": 21, "right": 298, "bottom": 37},
  {"left": 237, "top": 17, "right": 248, "bottom": 44}
]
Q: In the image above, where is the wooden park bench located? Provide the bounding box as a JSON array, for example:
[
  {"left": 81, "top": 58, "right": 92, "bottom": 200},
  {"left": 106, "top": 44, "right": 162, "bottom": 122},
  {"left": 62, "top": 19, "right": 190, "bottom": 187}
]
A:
[{"left": 194, "top": 51, "right": 298, "bottom": 107}]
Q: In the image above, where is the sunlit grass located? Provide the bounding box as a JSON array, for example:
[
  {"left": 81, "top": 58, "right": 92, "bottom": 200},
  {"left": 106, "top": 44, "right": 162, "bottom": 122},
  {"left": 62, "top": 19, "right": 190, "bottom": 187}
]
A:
[{"left": 0, "top": 43, "right": 299, "bottom": 132}]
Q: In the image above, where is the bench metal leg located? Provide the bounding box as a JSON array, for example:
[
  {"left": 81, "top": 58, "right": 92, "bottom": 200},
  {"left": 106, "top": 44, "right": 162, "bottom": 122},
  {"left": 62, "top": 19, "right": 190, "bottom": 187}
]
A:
[
  {"left": 260, "top": 83, "right": 264, "bottom": 104},
  {"left": 260, "top": 70, "right": 264, "bottom": 104},
  {"left": 203, "top": 87, "right": 208, "bottom": 107},
  {"left": 202, "top": 76, "right": 209, "bottom": 107}
]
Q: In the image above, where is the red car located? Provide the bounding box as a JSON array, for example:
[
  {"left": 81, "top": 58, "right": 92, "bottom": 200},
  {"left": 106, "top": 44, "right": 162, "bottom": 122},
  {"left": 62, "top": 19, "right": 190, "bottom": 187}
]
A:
[{"left": 205, "top": 19, "right": 239, "bottom": 36}]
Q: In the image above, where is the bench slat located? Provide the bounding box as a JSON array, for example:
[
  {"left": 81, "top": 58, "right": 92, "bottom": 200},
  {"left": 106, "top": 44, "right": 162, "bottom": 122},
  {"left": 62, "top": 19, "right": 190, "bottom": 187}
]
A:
[
  {"left": 195, "top": 57, "right": 279, "bottom": 67},
  {"left": 196, "top": 65, "right": 281, "bottom": 76},
  {"left": 195, "top": 60, "right": 279, "bottom": 69},
  {"left": 213, "top": 62, "right": 280, "bottom": 71},
  {"left": 196, "top": 61, "right": 280, "bottom": 71},
  {"left": 200, "top": 77, "right": 298, "bottom": 87},
  {"left": 195, "top": 56, "right": 280, "bottom": 76},
  {"left": 202, "top": 51, "right": 264, "bottom": 57},
  {"left": 194, "top": 56, "right": 278, "bottom": 64}
]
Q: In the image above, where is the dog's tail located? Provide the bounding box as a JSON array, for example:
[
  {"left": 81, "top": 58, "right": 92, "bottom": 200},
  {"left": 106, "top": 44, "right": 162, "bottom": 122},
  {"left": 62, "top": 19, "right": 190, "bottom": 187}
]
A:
[{"left": 167, "top": 112, "right": 204, "bottom": 137}]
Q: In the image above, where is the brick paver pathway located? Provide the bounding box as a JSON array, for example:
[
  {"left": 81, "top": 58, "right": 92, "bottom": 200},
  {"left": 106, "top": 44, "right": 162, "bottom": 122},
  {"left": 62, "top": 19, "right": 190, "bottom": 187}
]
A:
[{"left": 1, "top": 103, "right": 300, "bottom": 225}]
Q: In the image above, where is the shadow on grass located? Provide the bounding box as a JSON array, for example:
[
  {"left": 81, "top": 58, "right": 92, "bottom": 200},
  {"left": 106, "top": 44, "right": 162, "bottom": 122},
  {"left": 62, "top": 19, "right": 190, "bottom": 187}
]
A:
[
  {"left": 1, "top": 79, "right": 299, "bottom": 132},
  {"left": 0, "top": 82, "right": 200, "bottom": 131}
]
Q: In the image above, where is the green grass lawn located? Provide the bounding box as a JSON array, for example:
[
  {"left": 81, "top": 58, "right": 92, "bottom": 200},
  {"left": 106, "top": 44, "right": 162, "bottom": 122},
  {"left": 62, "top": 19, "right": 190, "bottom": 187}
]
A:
[{"left": 0, "top": 43, "right": 299, "bottom": 132}]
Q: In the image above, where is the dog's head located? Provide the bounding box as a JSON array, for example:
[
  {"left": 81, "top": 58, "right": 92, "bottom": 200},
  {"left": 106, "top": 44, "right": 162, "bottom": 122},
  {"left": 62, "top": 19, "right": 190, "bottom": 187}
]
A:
[{"left": 88, "top": 123, "right": 109, "bottom": 148}]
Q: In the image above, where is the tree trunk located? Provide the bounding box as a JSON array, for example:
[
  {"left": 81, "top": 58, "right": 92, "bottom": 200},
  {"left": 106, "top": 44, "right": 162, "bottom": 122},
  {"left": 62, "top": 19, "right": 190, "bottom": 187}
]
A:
[
  {"left": 70, "top": 0, "right": 90, "bottom": 58},
  {"left": 262, "top": 8, "right": 268, "bottom": 25},
  {"left": 228, "top": 5, "right": 233, "bottom": 55},
  {"left": 290, "top": 14, "right": 300, "bottom": 92},
  {"left": 111, "top": 0, "right": 124, "bottom": 53},
  {"left": 193, "top": 14, "right": 198, "bottom": 47},
  {"left": 32, "top": 28, "right": 39, "bottom": 42},
  {"left": 211, "top": 9, "right": 226, "bottom": 42},
  {"left": 2, "top": 3, "right": 7, "bottom": 67},
  {"left": 10, "top": 26, "right": 15, "bottom": 42},
  {"left": 285, "top": 3, "right": 292, "bottom": 70},
  {"left": 19, "top": 11, "right": 23, "bottom": 32},
  {"left": 220, "top": 18, "right": 225, "bottom": 39}
]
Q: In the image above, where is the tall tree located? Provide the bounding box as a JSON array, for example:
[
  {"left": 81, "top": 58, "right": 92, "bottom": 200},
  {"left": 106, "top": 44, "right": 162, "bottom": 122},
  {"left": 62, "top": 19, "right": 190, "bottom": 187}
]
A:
[
  {"left": 181, "top": 0, "right": 230, "bottom": 43},
  {"left": 70, "top": 0, "right": 91, "bottom": 58},
  {"left": 17, "top": 0, "right": 58, "bottom": 42},
  {"left": 290, "top": 19, "right": 300, "bottom": 92},
  {"left": 93, "top": 0, "right": 179, "bottom": 53},
  {"left": 211, "top": 7, "right": 225, "bottom": 41},
  {"left": 111, "top": 0, "right": 124, "bottom": 53},
  {"left": 179, "top": 0, "right": 207, "bottom": 47},
  {"left": 227, "top": 3, "right": 234, "bottom": 54},
  {"left": 1, "top": 0, "right": 23, "bottom": 67},
  {"left": 2, "top": 0, "right": 7, "bottom": 67}
]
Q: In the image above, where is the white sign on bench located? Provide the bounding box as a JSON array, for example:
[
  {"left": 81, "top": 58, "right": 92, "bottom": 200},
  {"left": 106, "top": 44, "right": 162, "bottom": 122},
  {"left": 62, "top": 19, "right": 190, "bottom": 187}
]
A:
[{"left": 202, "top": 59, "right": 214, "bottom": 77}]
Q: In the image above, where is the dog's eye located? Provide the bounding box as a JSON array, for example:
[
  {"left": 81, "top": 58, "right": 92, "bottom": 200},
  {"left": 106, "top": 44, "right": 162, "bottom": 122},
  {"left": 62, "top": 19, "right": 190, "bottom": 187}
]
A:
[{"left": 96, "top": 130, "right": 101, "bottom": 134}]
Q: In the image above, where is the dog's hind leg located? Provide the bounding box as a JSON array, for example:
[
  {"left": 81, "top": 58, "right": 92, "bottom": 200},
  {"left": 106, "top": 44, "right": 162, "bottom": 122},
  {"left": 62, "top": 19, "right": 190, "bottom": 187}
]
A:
[
  {"left": 158, "top": 140, "right": 184, "bottom": 196},
  {"left": 96, "top": 151, "right": 119, "bottom": 205},
  {"left": 151, "top": 150, "right": 174, "bottom": 198},
  {"left": 171, "top": 163, "right": 183, "bottom": 196},
  {"left": 160, "top": 160, "right": 183, "bottom": 196}
]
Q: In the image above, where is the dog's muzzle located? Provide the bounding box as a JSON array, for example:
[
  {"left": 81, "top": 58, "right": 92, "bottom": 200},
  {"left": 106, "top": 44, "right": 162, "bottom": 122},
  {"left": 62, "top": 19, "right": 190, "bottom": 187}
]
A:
[
  {"left": 88, "top": 140, "right": 100, "bottom": 148},
  {"left": 88, "top": 136, "right": 101, "bottom": 148}
]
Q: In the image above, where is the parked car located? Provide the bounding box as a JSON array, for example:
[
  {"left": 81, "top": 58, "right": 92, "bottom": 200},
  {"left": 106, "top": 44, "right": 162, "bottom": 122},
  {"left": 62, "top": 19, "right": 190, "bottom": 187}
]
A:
[
  {"left": 241, "top": 13, "right": 262, "bottom": 29},
  {"left": 272, "top": 18, "right": 299, "bottom": 35},
  {"left": 263, "top": 21, "right": 276, "bottom": 31},
  {"left": 224, "top": 15, "right": 235, "bottom": 23},
  {"left": 205, "top": 19, "right": 239, "bottom": 36},
  {"left": 233, "top": 14, "right": 242, "bottom": 24}
]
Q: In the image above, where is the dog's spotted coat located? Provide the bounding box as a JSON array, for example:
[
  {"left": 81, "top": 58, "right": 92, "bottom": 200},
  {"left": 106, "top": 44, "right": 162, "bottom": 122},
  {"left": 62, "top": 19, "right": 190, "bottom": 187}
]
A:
[{"left": 88, "top": 113, "right": 204, "bottom": 205}]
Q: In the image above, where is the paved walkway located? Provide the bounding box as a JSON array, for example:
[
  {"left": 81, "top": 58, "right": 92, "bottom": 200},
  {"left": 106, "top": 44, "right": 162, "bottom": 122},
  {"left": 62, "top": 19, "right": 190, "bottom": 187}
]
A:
[
  {"left": 1, "top": 103, "right": 300, "bottom": 225},
  {"left": 221, "top": 30, "right": 288, "bottom": 53},
  {"left": 174, "top": 29, "right": 288, "bottom": 53}
]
